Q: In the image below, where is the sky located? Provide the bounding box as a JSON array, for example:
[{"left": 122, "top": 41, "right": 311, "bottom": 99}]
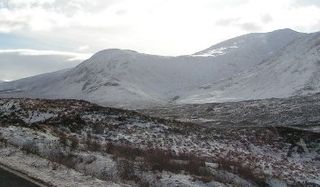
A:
[{"left": 0, "top": 0, "right": 320, "bottom": 80}]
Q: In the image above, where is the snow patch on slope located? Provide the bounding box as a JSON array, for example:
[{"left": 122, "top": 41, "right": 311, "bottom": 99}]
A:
[{"left": 193, "top": 45, "right": 239, "bottom": 57}]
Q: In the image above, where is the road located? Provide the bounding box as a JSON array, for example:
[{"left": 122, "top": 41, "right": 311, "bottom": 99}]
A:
[{"left": 0, "top": 166, "right": 42, "bottom": 187}]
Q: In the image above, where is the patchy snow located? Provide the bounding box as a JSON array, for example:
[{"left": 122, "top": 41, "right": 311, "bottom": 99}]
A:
[
  {"left": 158, "top": 172, "right": 209, "bottom": 187},
  {"left": 21, "top": 111, "right": 56, "bottom": 124},
  {"left": 0, "top": 145, "right": 123, "bottom": 187},
  {"left": 0, "top": 125, "right": 58, "bottom": 146},
  {"left": 193, "top": 45, "right": 238, "bottom": 57},
  {"left": 0, "top": 98, "right": 319, "bottom": 186},
  {"left": 0, "top": 99, "right": 21, "bottom": 112}
]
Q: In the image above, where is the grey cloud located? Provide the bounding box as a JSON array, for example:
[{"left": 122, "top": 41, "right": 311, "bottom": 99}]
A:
[
  {"left": 215, "top": 18, "right": 262, "bottom": 32},
  {"left": 3, "top": 0, "right": 125, "bottom": 16},
  {"left": 238, "top": 22, "right": 262, "bottom": 32},
  {"left": 292, "top": 0, "right": 320, "bottom": 7},
  {"left": 261, "top": 14, "right": 273, "bottom": 24},
  {"left": 0, "top": 51, "right": 84, "bottom": 80},
  {"left": 215, "top": 18, "right": 240, "bottom": 26},
  {"left": 208, "top": 0, "right": 250, "bottom": 9},
  {"left": 116, "top": 9, "right": 127, "bottom": 16},
  {"left": 47, "top": 0, "right": 119, "bottom": 16},
  {"left": 0, "top": 0, "right": 127, "bottom": 33},
  {"left": 0, "top": 20, "right": 27, "bottom": 31}
]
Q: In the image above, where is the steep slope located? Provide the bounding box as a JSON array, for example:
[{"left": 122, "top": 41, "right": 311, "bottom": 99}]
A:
[
  {"left": 180, "top": 31, "right": 320, "bottom": 103},
  {"left": 0, "top": 29, "right": 309, "bottom": 108}
]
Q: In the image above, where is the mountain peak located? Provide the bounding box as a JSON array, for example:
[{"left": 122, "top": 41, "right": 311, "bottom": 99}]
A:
[
  {"left": 82, "top": 48, "right": 140, "bottom": 66},
  {"left": 193, "top": 28, "right": 304, "bottom": 57},
  {"left": 270, "top": 28, "right": 300, "bottom": 34},
  {"left": 93, "top": 48, "right": 138, "bottom": 57}
]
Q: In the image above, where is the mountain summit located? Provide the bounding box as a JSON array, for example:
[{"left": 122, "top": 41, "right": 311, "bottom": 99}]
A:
[{"left": 193, "top": 28, "right": 302, "bottom": 57}]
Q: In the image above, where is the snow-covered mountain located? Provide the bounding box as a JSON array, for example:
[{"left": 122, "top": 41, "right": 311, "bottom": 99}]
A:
[
  {"left": 1, "top": 29, "right": 319, "bottom": 108},
  {"left": 180, "top": 31, "right": 320, "bottom": 104}
]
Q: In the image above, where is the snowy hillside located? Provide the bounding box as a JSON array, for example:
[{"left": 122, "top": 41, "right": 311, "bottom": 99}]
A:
[
  {"left": 0, "top": 97, "right": 319, "bottom": 186},
  {"left": 180, "top": 31, "right": 320, "bottom": 103},
  {"left": 1, "top": 29, "right": 318, "bottom": 108},
  {"left": 194, "top": 28, "right": 302, "bottom": 58}
]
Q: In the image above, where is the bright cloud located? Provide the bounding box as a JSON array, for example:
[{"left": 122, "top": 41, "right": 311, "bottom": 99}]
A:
[{"left": 0, "top": 0, "right": 320, "bottom": 56}]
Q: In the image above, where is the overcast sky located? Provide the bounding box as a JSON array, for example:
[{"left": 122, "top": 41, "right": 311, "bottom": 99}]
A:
[{"left": 1, "top": 0, "right": 320, "bottom": 80}]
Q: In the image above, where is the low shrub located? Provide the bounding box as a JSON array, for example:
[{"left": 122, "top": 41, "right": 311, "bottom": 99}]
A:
[
  {"left": 86, "top": 136, "right": 102, "bottom": 152},
  {"left": 215, "top": 157, "right": 267, "bottom": 186},
  {"left": 104, "top": 142, "right": 143, "bottom": 160},
  {"left": 21, "top": 141, "right": 39, "bottom": 155},
  {"left": 117, "top": 159, "right": 137, "bottom": 181}
]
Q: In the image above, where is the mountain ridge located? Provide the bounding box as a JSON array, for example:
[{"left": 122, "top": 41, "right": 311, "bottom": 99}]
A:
[{"left": 0, "top": 29, "right": 318, "bottom": 108}]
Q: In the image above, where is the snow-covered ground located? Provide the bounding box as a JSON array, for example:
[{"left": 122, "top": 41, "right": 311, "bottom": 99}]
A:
[
  {"left": 0, "top": 144, "right": 122, "bottom": 187},
  {"left": 0, "top": 98, "right": 319, "bottom": 186}
]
